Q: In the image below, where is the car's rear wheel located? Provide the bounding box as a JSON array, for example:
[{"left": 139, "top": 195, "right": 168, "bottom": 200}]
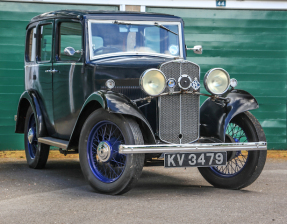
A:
[
  {"left": 24, "top": 106, "right": 50, "bottom": 169},
  {"left": 79, "top": 109, "right": 145, "bottom": 195},
  {"left": 198, "top": 111, "right": 267, "bottom": 189}
]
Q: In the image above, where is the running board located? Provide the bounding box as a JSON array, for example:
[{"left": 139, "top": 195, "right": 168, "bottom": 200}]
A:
[{"left": 38, "top": 137, "right": 68, "bottom": 149}]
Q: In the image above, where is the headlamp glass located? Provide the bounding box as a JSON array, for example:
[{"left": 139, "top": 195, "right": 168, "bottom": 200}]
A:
[
  {"left": 140, "top": 69, "right": 166, "bottom": 96},
  {"left": 204, "top": 68, "right": 230, "bottom": 95}
]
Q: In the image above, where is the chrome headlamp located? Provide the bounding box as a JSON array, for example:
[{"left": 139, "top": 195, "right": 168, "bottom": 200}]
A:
[
  {"left": 204, "top": 68, "right": 230, "bottom": 95},
  {"left": 140, "top": 69, "right": 166, "bottom": 96}
]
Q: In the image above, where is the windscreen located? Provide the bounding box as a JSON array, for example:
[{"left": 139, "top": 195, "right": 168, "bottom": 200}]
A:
[{"left": 88, "top": 21, "right": 181, "bottom": 59}]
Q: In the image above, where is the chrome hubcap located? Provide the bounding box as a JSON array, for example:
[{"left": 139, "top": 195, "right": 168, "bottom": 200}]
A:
[
  {"left": 97, "top": 141, "right": 111, "bottom": 162},
  {"left": 28, "top": 128, "right": 34, "bottom": 144}
]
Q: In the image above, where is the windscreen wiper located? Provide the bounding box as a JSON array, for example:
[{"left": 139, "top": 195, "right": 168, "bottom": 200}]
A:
[
  {"left": 114, "top": 20, "right": 133, "bottom": 25},
  {"left": 154, "top": 22, "right": 178, "bottom": 35},
  {"left": 113, "top": 20, "right": 178, "bottom": 35}
]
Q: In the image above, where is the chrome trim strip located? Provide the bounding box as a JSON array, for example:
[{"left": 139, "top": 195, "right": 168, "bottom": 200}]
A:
[
  {"left": 53, "top": 62, "right": 84, "bottom": 65},
  {"left": 118, "top": 142, "right": 267, "bottom": 154},
  {"left": 179, "top": 63, "right": 182, "bottom": 144},
  {"left": 69, "top": 63, "right": 76, "bottom": 113},
  {"left": 179, "top": 94, "right": 182, "bottom": 144},
  {"left": 91, "top": 52, "right": 176, "bottom": 60}
]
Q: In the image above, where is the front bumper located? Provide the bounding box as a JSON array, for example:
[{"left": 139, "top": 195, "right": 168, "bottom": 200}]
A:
[{"left": 118, "top": 142, "right": 267, "bottom": 154}]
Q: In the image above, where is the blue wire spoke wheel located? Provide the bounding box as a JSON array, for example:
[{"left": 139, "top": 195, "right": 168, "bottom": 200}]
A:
[
  {"left": 210, "top": 122, "right": 249, "bottom": 177},
  {"left": 24, "top": 107, "right": 49, "bottom": 169},
  {"left": 198, "top": 112, "right": 267, "bottom": 190},
  {"left": 79, "top": 109, "right": 145, "bottom": 195},
  {"left": 27, "top": 113, "right": 38, "bottom": 159},
  {"left": 87, "top": 121, "right": 126, "bottom": 183}
]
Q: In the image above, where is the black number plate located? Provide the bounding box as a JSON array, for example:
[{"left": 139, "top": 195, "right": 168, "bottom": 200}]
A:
[{"left": 164, "top": 152, "right": 227, "bottom": 168}]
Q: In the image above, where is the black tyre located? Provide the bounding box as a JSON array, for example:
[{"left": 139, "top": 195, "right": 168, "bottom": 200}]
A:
[
  {"left": 24, "top": 106, "right": 50, "bottom": 169},
  {"left": 79, "top": 109, "right": 145, "bottom": 195},
  {"left": 198, "top": 111, "right": 267, "bottom": 189}
]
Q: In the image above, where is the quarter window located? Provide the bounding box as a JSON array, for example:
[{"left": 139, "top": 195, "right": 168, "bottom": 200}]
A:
[
  {"left": 26, "top": 27, "right": 36, "bottom": 62},
  {"left": 38, "top": 24, "right": 53, "bottom": 62},
  {"left": 57, "top": 22, "right": 82, "bottom": 61}
]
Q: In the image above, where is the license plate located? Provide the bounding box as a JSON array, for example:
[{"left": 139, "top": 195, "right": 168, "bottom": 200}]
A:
[{"left": 164, "top": 152, "right": 227, "bottom": 168}]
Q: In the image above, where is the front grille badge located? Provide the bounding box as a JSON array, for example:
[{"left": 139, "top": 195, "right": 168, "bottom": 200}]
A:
[
  {"left": 167, "top": 78, "right": 176, "bottom": 93},
  {"left": 191, "top": 77, "right": 200, "bottom": 91}
]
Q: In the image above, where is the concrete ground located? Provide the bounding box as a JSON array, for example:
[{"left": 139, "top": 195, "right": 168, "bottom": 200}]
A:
[{"left": 0, "top": 152, "right": 286, "bottom": 224}]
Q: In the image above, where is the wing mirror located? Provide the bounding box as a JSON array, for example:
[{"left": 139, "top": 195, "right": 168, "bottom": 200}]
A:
[
  {"left": 64, "top": 47, "right": 82, "bottom": 56},
  {"left": 186, "top": 45, "right": 203, "bottom": 55}
]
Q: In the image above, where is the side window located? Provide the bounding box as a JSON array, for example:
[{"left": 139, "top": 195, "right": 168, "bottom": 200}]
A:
[
  {"left": 58, "top": 22, "right": 82, "bottom": 61},
  {"left": 26, "top": 27, "right": 36, "bottom": 62},
  {"left": 38, "top": 24, "right": 53, "bottom": 62}
]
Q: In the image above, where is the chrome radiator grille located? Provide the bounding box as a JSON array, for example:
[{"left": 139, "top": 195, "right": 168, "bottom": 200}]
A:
[{"left": 159, "top": 60, "right": 200, "bottom": 144}]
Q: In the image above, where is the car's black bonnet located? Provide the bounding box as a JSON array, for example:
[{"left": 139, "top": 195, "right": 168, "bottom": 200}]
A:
[{"left": 91, "top": 56, "right": 173, "bottom": 82}]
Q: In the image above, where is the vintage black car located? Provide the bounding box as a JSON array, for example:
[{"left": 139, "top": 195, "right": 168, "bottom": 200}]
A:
[{"left": 15, "top": 10, "right": 267, "bottom": 195}]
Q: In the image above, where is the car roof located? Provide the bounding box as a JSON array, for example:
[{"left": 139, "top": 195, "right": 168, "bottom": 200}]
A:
[{"left": 29, "top": 10, "right": 181, "bottom": 24}]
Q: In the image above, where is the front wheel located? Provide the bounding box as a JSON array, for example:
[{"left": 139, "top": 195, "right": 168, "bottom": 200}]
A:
[
  {"left": 79, "top": 109, "right": 145, "bottom": 195},
  {"left": 198, "top": 111, "right": 267, "bottom": 189}
]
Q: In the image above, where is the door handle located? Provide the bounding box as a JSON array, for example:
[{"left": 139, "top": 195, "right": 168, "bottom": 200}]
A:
[{"left": 45, "top": 69, "right": 59, "bottom": 73}]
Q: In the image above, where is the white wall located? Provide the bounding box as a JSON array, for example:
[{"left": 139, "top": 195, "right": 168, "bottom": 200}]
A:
[{"left": 3, "top": 0, "right": 287, "bottom": 10}]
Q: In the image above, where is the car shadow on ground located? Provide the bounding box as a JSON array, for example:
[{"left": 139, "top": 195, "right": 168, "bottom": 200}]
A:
[
  {"left": 128, "top": 170, "right": 254, "bottom": 197},
  {"left": 1, "top": 159, "right": 257, "bottom": 198}
]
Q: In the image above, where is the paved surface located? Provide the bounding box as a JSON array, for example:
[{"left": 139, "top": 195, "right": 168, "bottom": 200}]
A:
[{"left": 0, "top": 157, "right": 286, "bottom": 224}]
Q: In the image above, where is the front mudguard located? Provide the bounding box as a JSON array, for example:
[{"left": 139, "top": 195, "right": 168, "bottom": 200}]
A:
[
  {"left": 200, "top": 89, "right": 259, "bottom": 142},
  {"left": 67, "top": 91, "right": 156, "bottom": 150},
  {"left": 15, "top": 90, "right": 47, "bottom": 137}
]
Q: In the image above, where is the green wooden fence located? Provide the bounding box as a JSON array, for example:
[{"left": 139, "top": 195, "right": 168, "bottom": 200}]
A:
[
  {"left": 0, "top": 2, "right": 118, "bottom": 150},
  {"left": 147, "top": 7, "right": 287, "bottom": 149}
]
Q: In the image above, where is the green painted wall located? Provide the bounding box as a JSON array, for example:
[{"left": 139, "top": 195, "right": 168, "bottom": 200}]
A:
[
  {"left": 147, "top": 7, "right": 287, "bottom": 149},
  {"left": 0, "top": 3, "right": 285, "bottom": 150},
  {"left": 0, "top": 2, "right": 118, "bottom": 150}
]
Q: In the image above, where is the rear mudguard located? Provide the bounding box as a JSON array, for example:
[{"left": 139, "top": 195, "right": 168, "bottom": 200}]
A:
[
  {"left": 200, "top": 89, "right": 259, "bottom": 142},
  {"left": 67, "top": 90, "right": 156, "bottom": 149},
  {"left": 15, "top": 90, "right": 47, "bottom": 137}
]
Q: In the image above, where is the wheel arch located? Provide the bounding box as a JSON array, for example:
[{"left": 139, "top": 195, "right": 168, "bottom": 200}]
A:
[
  {"left": 15, "top": 90, "right": 48, "bottom": 137},
  {"left": 15, "top": 97, "right": 31, "bottom": 134},
  {"left": 200, "top": 89, "right": 259, "bottom": 142},
  {"left": 67, "top": 100, "right": 103, "bottom": 149},
  {"left": 67, "top": 91, "right": 156, "bottom": 150}
]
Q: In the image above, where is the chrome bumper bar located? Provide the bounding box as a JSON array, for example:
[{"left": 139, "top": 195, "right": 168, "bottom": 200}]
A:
[{"left": 118, "top": 142, "right": 267, "bottom": 154}]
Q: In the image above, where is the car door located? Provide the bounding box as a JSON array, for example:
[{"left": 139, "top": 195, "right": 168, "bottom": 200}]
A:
[
  {"left": 35, "top": 20, "right": 57, "bottom": 136},
  {"left": 52, "top": 19, "right": 84, "bottom": 139}
]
